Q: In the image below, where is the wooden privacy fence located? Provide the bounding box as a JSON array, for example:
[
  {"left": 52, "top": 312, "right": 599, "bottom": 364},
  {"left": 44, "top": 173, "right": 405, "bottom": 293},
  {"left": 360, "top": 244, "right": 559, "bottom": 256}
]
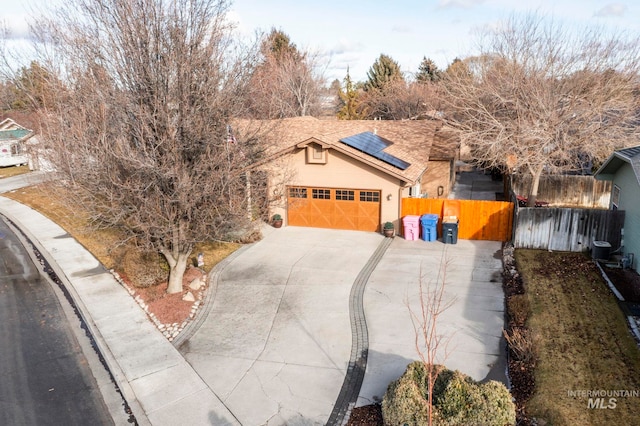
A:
[
  {"left": 510, "top": 174, "right": 611, "bottom": 208},
  {"left": 513, "top": 207, "right": 625, "bottom": 252},
  {"left": 401, "top": 198, "right": 514, "bottom": 242}
]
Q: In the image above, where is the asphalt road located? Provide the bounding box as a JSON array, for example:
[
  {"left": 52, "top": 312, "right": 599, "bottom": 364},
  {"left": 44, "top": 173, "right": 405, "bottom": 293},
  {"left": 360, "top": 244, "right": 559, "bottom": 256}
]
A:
[{"left": 0, "top": 216, "right": 120, "bottom": 426}]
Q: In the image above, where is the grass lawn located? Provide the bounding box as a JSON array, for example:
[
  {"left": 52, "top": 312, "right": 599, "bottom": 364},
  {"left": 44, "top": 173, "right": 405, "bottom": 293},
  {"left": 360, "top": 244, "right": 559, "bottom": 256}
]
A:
[
  {"left": 0, "top": 165, "right": 30, "bottom": 179},
  {"left": 516, "top": 249, "right": 640, "bottom": 425},
  {"left": 2, "top": 183, "right": 240, "bottom": 276}
]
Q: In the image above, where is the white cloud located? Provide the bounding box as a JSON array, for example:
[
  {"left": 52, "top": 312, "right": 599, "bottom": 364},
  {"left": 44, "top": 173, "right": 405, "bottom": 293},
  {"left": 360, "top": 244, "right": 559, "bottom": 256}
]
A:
[
  {"left": 391, "top": 24, "right": 413, "bottom": 34},
  {"left": 437, "top": 0, "right": 485, "bottom": 9},
  {"left": 0, "top": 14, "right": 31, "bottom": 41},
  {"left": 594, "top": 3, "right": 628, "bottom": 17}
]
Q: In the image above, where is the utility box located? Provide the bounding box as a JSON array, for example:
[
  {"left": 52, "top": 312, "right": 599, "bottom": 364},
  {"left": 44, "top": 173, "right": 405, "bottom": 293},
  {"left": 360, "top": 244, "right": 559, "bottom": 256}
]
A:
[
  {"left": 402, "top": 215, "right": 421, "bottom": 241},
  {"left": 592, "top": 241, "right": 612, "bottom": 260}
]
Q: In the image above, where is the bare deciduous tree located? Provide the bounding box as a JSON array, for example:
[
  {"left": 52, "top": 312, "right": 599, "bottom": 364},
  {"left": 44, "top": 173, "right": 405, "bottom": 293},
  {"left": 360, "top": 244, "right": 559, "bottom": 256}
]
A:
[
  {"left": 245, "top": 29, "right": 325, "bottom": 118},
  {"left": 408, "top": 258, "right": 455, "bottom": 426},
  {"left": 441, "top": 14, "right": 640, "bottom": 206},
  {"left": 359, "top": 78, "right": 441, "bottom": 120},
  {"left": 31, "top": 0, "right": 264, "bottom": 293}
]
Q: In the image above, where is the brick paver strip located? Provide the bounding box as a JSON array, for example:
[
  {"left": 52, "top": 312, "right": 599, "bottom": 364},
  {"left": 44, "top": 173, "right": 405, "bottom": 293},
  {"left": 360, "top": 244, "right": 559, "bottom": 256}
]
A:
[{"left": 327, "top": 237, "right": 393, "bottom": 426}]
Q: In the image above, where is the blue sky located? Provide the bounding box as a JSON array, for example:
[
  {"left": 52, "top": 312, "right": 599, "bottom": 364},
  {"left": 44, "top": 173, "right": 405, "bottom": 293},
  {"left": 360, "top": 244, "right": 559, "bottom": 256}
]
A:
[{"left": 2, "top": 0, "right": 639, "bottom": 83}]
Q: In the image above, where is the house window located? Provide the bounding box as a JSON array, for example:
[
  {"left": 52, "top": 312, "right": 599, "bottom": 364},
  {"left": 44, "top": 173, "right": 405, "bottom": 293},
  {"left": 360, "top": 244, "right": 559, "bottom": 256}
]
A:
[
  {"left": 360, "top": 191, "right": 380, "bottom": 202},
  {"left": 313, "top": 145, "right": 323, "bottom": 159},
  {"left": 612, "top": 185, "right": 620, "bottom": 210},
  {"left": 289, "top": 187, "right": 307, "bottom": 198},
  {"left": 336, "top": 190, "right": 354, "bottom": 201},
  {"left": 305, "top": 143, "right": 327, "bottom": 164},
  {"left": 312, "top": 188, "right": 331, "bottom": 199}
]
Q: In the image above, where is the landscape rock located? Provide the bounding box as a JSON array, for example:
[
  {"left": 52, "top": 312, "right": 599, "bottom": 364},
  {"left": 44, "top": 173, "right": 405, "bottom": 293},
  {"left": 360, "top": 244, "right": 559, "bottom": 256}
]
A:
[{"left": 189, "top": 276, "right": 203, "bottom": 290}]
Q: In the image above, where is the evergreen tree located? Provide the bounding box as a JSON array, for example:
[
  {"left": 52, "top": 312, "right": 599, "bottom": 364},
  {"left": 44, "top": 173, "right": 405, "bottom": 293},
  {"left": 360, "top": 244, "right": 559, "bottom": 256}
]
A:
[
  {"left": 261, "top": 28, "right": 301, "bottom": 63},
  {"left": 445, "top": 57, "right": 471, "bottom": 78},
  {"left": 416, "top": 56, "right": 441, "bottom": 83},
  {"left": 337, "top": 68, "right": 364, "bottom": 120},
  {"left": 364, "top": 54, "right": 403, "bottom": 91}
]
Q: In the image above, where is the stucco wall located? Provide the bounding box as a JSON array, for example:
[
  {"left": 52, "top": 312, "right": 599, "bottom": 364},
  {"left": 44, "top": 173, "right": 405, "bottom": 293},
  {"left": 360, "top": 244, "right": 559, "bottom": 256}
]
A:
[
  {"left": 421, "top": 160, "right": 453, "bottom": 198},
  {"left": 612, "top": 163, "right": 640, "bottom": 271},
  {"left": 268, "top": 146, "right": 404, "bottom": 228}
]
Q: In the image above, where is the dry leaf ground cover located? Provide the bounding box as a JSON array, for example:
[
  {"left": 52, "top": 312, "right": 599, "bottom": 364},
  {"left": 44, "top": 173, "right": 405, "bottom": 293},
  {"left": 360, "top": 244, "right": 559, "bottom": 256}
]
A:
[
  {"left": 2, "top": 182, "right": 240, "bottom": 332},
  {"left": 514, "top": 250, "right": 640, "bottom": 425}
]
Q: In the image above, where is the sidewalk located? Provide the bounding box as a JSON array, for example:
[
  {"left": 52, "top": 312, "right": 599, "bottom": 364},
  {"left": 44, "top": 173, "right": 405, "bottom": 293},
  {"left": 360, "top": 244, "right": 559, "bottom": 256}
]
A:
[
  {"left": 0, "top": 172, "right": 507, "bottom": 425},
  {"left": 0, "top": 196, "right": 237, "bottom": 426}
]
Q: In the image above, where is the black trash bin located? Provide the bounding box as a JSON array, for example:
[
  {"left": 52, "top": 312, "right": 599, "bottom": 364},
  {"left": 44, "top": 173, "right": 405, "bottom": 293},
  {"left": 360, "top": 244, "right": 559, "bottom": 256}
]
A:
[{"left": 442, "top": 218, "right": 458, "bottom": 244}]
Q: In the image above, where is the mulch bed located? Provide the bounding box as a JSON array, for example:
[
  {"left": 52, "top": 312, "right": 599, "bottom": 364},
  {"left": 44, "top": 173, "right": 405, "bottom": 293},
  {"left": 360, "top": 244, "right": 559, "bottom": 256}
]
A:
[
  {"left": 346, "top": 404, "right": 383, "bottom": 426},
  {"left": 502, "top": 249, "right": 535, "bottom": 425},
  {"left": 602, "top": 266, "right": 640, "bottom": 303}
]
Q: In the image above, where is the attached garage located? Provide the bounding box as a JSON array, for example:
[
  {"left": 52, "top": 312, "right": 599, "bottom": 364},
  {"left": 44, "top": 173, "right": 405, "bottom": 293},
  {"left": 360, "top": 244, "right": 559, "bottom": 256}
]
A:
[
  {"left": 235, "top": 116, "right": 459, "bottom": 233},
  {"left": 287, "top": 186, "right": 381, "bottom": 231}
]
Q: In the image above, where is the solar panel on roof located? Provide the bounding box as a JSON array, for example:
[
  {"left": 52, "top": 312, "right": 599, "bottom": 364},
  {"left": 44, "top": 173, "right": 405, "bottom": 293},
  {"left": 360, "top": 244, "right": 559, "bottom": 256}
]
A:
[{"left": 340, "top": 132, "right": 411, "bottom": 170}]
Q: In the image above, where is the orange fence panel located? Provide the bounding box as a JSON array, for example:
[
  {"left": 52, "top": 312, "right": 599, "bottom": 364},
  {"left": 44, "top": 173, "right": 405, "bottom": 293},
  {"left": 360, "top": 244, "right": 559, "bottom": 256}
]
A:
[{"left": 401, "top": 198, "right": 514, "bottom": 242}]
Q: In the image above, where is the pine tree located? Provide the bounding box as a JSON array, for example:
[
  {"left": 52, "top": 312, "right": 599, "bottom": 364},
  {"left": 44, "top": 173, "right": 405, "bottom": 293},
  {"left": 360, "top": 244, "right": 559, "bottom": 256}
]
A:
[
  {"left": 416, "top": 57, "right": 441, "bottom": 83},
  {"left": 364, "top": 54, "right": 403, "bottom": 91},
  {"left": 337, "top": 68, "right": 364, "bottom": 120}
]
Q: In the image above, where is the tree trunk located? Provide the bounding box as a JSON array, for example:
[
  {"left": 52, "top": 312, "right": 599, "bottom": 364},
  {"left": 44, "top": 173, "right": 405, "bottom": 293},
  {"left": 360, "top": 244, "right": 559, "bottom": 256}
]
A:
[
  {"left": 527, "top": 166, "right": 544, "bottom": 207},
  {"left": 163, "top": 250, "right": 191, "bottom": 294}
]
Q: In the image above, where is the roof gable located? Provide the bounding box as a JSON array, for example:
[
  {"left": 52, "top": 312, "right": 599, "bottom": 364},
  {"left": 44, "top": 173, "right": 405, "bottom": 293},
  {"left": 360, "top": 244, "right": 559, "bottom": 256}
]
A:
[
  {"left": 239, "top": 116, "right": 446, "bottom": 183},
  {"left": 595, "top": 145, "right": 640, "bottom": 186},
  {"left": 0, "top": 118, "right": 33, "bottom": 142}
]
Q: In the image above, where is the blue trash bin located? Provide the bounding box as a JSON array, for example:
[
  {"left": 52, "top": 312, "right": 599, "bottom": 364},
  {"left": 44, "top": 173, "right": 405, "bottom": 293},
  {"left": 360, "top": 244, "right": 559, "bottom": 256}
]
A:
[{"left": 420, "top": 214, "right": 439, "bottom": 242}]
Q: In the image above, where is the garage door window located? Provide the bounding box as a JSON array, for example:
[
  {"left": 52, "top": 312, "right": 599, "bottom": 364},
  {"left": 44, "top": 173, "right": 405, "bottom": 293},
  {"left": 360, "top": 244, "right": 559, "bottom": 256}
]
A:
[
  {"left": 289, "top": 187, "right": 307, "bottom": 198},
  {"left": 360, "top": 191, "right": 380, "bottom": 202},
  {"left": 336, "top": 190, "right": 355, "bottom": 201},
  {"left": 312, "top": 188, "right": 331, "bottom": 199}
]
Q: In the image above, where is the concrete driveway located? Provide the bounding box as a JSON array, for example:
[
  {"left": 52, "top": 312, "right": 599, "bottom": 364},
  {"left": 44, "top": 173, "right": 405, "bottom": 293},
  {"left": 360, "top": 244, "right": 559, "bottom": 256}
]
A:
[
  {"left": 177, "top": 226, "right": 506, "bottom": 425},
  {"left": 177, "top": 226, "right": 384, "bottom": 425},
  {"left": 358, "top": 237, "right": 506, "bottom": 407}
]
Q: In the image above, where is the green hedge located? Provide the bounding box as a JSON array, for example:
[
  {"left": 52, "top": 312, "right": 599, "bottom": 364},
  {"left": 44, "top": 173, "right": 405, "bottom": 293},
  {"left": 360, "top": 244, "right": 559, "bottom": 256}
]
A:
[{"left": 382, "top": 361, "right": 515, "bottom": 426}]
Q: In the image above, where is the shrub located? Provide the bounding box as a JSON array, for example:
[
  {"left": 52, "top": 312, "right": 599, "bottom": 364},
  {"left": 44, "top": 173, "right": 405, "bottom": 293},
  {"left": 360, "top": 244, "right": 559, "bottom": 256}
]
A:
[
  {"left": 435, "top": 371, "right": 516, "bottom": 426},
  {"left": 382, "top": 362, "right": 431, "bottom": 426},
  {"left": 503, "top": 327, "right": 535, "bottom": 363},
  {"left": 121, "top": 248, "right": 169, "bottom": 288},
  {"left": 507, "top": 294, "right": 529, "bottom": 326},
  {"left": 382, "top": 361, "right": 516, "bottom": 426},
  {"left": 383, "top": 221, "right": 394, "bottom": 230}
]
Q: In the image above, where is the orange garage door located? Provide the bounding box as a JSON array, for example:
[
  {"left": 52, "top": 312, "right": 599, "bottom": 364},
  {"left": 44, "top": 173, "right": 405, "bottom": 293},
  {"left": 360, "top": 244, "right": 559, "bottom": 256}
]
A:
[{"left": 287, "top": 187, "right": 381, "bottom": 232}]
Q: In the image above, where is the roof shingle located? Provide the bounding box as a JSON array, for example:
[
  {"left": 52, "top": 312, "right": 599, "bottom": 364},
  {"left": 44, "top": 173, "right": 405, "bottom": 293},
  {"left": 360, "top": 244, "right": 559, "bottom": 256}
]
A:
[{"left": 238, "top": 117, "right": 448, "bottom": 183}]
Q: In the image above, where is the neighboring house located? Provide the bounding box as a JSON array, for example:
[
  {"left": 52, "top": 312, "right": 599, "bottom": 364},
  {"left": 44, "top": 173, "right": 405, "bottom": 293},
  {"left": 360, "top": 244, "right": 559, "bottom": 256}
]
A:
[
  {"left": 243, "top": 116, "right": 458, "bottom": 232},
  {"left": 594, "top": 145, "right": 640, "bottom": 271},
  {"left": 0, "top": 118, "right": 31, "bottom": 167}
]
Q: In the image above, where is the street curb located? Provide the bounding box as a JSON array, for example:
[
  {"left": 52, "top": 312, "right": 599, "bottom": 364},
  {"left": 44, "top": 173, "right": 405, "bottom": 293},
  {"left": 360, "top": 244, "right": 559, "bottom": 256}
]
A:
[{"left": 0, "top": 205, "right": 151, "bottom": 426}]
